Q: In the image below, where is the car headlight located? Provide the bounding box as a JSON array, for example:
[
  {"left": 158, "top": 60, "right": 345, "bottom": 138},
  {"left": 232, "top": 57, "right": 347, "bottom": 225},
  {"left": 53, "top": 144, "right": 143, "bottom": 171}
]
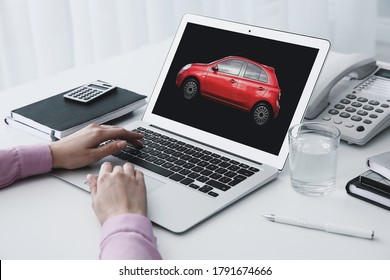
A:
[{"left": 182, "top": 64, "right": 192, "bottom": 70}]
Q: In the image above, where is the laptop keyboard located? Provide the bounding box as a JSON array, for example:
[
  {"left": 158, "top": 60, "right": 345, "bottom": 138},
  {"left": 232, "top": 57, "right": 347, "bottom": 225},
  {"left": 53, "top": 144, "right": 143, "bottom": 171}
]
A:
[{"left": 112, "top": 127, "right": 261, "bottom": 198}]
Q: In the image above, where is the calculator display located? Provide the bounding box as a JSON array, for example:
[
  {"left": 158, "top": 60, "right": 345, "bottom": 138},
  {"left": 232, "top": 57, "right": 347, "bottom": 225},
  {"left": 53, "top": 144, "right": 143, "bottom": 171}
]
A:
[{"left": 89, "top": 84, "right": 110, "bottom": 91}]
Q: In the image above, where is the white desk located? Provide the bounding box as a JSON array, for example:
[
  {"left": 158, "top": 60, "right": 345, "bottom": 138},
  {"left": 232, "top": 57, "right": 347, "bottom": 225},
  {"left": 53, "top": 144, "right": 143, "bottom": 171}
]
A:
[{"left": 1, "top": 40, "right": 390, "bottom": 260}]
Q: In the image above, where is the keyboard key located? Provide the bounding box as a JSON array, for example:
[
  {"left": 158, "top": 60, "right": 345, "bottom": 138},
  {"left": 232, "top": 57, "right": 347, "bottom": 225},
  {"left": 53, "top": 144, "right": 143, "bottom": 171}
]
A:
[
  {"left": 205, "top": 164, "right": 218, "bottom": 171},
  {"left": 191, "top": 166, "right": 203, "bottom": 173},
  {"left": 162, "top": 162, "right": 174, "bottom": 169},
  {"left": 180, "top": 178, "right": 195, "bottom": 185},
  {"left": 183, "top": 163, "right": 195, "bottom": 169},
  {"left": 206, "top": 180, "right": 231, "bottom": 191},
  {"left": 228, "top": 175, "right": 246, "bottom": 186},
  {"left": 197, "top": 176, "right": 209, "bottom": 183},
  {"left": 210, "top": 173, "right": 222, "bottom": 180},
  {"left": 227, "top": 165, "right": 239, "bottom": 171},
  {"left": 170, "top": 174, "right": 185, "bottom": 181},
  {"left": 188, "top": 172, "right": 200, "bottom": 179},
  {"left": 208, "top": 191, "right": 219, "bottom": 197},
  {"left": 219, "top": 177, "right": 231, "bottom": 184},
  {"left": 189, "top": 183, "right": 200, "bottom": 189},
  {"left": 225, "top": 171, "right": 237, "bottom": 178},
  {"left": 170, "top": 166, "right": 182, "bottom": 172},
  {"left": 129, "top": 158, "right": 174, "bottom": 177},
  {"left": 219, "top": 162, "right": 231, "bottom": 168},
  {"left": 200, "top": 169, "right": 212, "bottom": 176},
  {"left": 179, "top": 169, "right": 191, "bottom": 176},
  {"left": 237, "top": 169, "right": 255, "bottom": 177},
  {"left": 198, "top": 186, "right": 213, "bottom": 193},
  {"left": 188, "top": 158, "right": 201, "bottom": 164}
]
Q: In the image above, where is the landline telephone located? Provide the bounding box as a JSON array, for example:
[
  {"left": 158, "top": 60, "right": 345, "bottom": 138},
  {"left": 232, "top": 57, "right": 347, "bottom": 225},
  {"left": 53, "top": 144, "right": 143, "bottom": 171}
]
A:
[{"left": 305, "top": 52, "right": 390, "bottom": 145}]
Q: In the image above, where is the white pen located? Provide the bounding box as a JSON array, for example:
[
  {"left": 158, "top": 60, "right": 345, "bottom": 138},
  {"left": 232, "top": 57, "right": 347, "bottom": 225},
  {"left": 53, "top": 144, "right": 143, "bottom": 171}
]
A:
[{"left": 262, "top": 214, "right": 374, "bottom": 240}]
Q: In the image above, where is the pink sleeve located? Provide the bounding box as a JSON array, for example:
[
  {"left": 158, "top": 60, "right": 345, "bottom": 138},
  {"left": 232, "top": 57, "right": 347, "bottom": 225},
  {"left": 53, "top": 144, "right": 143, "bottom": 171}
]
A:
[
  {"left": 0, "top": 144, "right": 52, "bottom": 188},
  {"left": 99, "top": 213, "right": 162, "bottom": 260}
]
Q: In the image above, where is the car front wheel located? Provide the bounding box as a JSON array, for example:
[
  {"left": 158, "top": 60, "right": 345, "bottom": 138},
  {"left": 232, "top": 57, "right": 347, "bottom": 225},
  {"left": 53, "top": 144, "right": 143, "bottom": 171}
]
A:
[
  {"left": 182, "top": 78, "right": 199, "bottom": 100},
  {"left": 251, "top": 102, "right": 272, "bottom": 126}
]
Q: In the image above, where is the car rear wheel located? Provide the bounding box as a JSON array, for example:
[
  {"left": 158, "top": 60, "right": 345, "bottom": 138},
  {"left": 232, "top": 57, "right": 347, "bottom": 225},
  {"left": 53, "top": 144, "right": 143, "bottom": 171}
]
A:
[
  {"left": 251, "top": 102, "right": 272, "bottom": 126},
  {"left": 182, "top": 78, "right": 199, "bottom": 99}
]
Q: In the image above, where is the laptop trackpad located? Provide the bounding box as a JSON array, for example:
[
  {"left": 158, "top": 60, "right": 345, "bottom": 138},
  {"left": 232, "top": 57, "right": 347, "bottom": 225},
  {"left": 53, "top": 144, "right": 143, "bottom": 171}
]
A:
[{"left": 144, "top": 175, "right": 164, "bottom": 194}]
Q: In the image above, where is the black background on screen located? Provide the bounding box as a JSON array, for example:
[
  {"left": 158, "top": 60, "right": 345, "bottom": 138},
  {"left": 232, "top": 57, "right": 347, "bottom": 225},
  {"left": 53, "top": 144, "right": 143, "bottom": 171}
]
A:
[{"left": 152, "top": 23, "right": 319, "bottom": 156}]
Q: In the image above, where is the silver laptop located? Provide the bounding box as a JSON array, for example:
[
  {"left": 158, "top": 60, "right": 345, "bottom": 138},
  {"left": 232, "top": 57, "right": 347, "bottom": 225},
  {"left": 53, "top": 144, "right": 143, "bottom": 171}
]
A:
[{"left": 53, "top": 14, "right": 329, "bottom": 233}]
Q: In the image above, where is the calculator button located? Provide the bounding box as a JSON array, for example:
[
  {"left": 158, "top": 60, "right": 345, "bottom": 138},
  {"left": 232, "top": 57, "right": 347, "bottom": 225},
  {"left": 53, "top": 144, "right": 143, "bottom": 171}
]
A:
[
  {"left": 346, "top": 94, "right": 357, "bottom": 99},
  {"left": 345, "top": 107, "right": 356, "bottom": 113},
  {"left": 363, "top": 119, "right": 372, "bottom": 124},
  {"left": 369, "top": 114, "right": 378, "bottom": 119},
  {"left": 381, "top": 104, "right": 389, "bottom": 108},
  {"left": 328, "top": 109, "right": 339, "bottom": 115},
  {"left": 340, "top": 99, "right": 351, "bottom": 104},
  {"left": 375, "top": 109, "right": 384, "bottom": 113}
]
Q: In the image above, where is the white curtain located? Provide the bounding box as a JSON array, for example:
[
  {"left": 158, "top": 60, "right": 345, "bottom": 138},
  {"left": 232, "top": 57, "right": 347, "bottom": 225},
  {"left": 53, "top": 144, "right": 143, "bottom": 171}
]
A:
[{"left": 0, "top": 0, "right": 380, "bottom": 90}]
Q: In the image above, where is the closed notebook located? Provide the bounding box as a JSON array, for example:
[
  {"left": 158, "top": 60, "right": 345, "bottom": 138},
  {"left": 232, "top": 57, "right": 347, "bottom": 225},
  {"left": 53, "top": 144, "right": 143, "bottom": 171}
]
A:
[
  {"left": 367, "top": 151, "right": 390, "bottom": 180},
  {"left": 7, "top": 87, "right": 146, "bottom": 140},
  {"left": 346, "top": 170, "right": 390, "bottom": 211}
]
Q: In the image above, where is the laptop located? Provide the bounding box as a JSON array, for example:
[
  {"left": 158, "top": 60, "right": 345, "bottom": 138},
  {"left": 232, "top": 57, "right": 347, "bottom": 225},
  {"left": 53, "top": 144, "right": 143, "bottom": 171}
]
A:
[{"left": 53, "top": 14, "right": 330, "bottom": 233}]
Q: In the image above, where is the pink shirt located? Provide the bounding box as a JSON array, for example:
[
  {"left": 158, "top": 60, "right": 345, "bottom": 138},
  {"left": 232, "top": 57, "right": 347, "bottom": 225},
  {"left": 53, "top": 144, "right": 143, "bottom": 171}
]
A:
[{"left": 0, "top": 144, "right": 162, "bottom": 260}]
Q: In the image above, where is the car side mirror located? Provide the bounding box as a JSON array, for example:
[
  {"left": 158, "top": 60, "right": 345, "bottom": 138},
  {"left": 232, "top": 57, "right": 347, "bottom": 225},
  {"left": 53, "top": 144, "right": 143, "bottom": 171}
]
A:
[{"left": 212, "top": 65, "right": 219, "bottom": 72}]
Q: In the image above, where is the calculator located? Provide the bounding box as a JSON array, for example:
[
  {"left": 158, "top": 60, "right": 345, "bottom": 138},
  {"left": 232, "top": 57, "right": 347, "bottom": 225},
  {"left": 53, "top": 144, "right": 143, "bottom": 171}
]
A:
[{"left": 63, "top": 80, "right": 116, "bottom": 103}]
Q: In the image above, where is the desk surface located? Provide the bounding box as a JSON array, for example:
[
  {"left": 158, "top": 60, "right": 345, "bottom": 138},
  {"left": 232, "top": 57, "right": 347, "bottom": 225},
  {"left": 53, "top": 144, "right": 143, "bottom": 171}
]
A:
[{"left": 1, "top": 40, "right": 389, "bottom": 260}]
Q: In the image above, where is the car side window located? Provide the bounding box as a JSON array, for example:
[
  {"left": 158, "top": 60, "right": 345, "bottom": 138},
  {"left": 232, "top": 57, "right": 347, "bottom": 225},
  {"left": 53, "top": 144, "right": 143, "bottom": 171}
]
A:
[
  {"left": 244, "top": 63, "right": 269, "bottom": 83},
  {"left": 217, "top": 59, "right": 243, "bottom": 76}
]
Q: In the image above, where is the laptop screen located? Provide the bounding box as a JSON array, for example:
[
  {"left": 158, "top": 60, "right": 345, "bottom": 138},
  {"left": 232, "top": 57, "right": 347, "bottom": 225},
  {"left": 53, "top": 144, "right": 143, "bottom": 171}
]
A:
[{"left": 144, "top": 15, "right": 329, "bottom": 169}]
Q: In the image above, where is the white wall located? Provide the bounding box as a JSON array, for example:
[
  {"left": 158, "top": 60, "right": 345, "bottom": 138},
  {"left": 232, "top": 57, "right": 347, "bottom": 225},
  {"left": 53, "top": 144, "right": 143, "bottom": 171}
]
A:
[{"left": 0, "top": 0, "right": 389, "bottom": 90}]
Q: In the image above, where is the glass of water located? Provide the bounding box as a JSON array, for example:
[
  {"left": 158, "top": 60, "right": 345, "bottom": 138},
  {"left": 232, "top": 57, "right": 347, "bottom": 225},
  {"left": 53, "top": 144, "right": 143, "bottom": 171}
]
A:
[{"left": 288, "top": 122, "right": 341, "bottom": 196}]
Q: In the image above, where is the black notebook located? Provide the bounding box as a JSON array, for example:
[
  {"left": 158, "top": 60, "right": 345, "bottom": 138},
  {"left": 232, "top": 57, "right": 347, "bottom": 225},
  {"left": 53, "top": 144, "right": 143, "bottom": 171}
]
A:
[
  {"left": 346, "top": 170, "right": 390, "bottom": 211},
  {"left": 6, "top": 87, "right": 146, "bottom": 141}
]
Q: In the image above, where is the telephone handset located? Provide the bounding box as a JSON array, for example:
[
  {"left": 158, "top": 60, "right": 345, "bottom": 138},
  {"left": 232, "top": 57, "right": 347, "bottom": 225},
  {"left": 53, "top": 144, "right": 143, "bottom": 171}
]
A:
[{"left": 305, "top": 52, "right": 390, "bottom": 145}]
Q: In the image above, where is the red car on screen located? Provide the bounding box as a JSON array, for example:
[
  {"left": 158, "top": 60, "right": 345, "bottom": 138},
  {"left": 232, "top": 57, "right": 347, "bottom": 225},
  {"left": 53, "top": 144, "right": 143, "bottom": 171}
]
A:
[{"left": 176, "top": 56, "right": 281, "bottom": 126}]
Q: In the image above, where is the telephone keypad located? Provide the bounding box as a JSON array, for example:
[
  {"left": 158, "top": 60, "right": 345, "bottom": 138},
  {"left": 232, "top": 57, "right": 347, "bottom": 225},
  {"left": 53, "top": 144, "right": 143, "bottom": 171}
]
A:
[
  {"left": 316, "top": 68, "right": 390, "bottom": 145},
  {"left": 323, "top": 91, "right": 390, "bottom": 135}
]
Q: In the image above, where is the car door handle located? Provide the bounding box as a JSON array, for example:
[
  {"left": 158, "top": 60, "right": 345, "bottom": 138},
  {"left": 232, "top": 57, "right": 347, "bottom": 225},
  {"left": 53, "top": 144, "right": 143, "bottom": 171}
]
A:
[
  {"left": 258, "top": 86, "right": 265, "bottom": 91},
  {"left": 230, "top": 79, "right": 236, "bottom": 83}
]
